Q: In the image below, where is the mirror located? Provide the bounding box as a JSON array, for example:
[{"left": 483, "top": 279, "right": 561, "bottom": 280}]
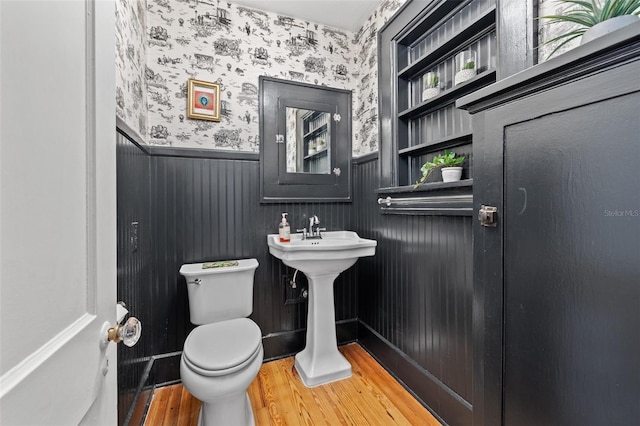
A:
[
  {"left": 259, "top": 77, "right": 352, "bottom": 203},
  {"left": 286, "top": 108, "right": 331, "bottom": 174}
]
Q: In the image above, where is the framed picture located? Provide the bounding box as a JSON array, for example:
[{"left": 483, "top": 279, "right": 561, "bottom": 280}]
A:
[{"left": 187, "top": 79, "right": 221, "bottom": 122}]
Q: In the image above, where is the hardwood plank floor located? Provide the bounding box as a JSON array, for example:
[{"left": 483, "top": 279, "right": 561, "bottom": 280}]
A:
[{"left": 144, "top": 343, "right": 441, "bottom": 426}]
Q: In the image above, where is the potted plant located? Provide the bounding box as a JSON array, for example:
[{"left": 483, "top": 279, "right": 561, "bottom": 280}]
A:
[
  {"left": 454, "top": 50, "right": 477, "bottom": 85},
  {"left": 541, "top": 0, "right": 640, "bottom": 58},
  {"left": 421, "top": 71, "right": 441, "bottom": 101},
  {"left": 414, "top": 150, "right": 466, "bottom": 188}
]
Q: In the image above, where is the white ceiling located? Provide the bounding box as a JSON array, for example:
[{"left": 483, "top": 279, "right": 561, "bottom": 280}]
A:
[{"left": 229, "top": 0, "right": 380, "bottom": 32}]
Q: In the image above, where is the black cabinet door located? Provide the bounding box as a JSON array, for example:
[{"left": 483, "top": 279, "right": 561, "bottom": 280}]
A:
[
  {"left": 503, "top": 92, "right": 640, "bottom": 426},
  {"left": 459, "top": 28, "right": 640, "bottom": 426}
]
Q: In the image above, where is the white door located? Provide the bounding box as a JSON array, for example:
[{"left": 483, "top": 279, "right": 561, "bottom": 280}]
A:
[{"left": 0, "top": 0, "right": 118, "bottom": 424}]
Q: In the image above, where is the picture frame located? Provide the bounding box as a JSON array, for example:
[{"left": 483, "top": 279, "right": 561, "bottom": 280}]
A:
[{"left": 187, "top": 78, "right": 221, "bottom": 122}]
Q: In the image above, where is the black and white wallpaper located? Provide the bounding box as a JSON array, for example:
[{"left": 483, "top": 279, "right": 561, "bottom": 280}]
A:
[
  {"left": 145, "top": 0, "right": 354, "bottom": 151},
  {"left": 352, "top": 0, "right": 405, "bottom": 156},
  {"left": 116, "top": 0, "right": 148, "bottom": 141},
  {"left": 115, "top": 0, "right": 407, "bottom": 155},
  {"left": 116, "top": 0, "right": 571, "bottom": 154}
]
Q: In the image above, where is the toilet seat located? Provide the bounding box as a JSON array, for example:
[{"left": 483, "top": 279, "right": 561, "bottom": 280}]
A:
[{"left": 182, "top": 318, "right": 262, "bottom": 377}]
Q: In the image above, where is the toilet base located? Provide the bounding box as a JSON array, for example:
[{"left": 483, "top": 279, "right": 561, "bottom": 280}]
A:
[
  {"left": 197, "top": 392, "right": 254, "bottom": 426},
  {"left": 294, "top": 348, "right": 352, "bottom": 387}
]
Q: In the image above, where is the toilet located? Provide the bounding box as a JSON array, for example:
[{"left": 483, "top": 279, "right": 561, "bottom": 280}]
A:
[{"left": 179, "top": 259, "right": 263, "bottom": 426}]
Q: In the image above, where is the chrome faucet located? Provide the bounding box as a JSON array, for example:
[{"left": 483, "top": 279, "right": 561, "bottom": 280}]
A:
[
  {"left": 309, "top": 215, "right": 319, "bottom": 235},
  {"left": 296, "top": 215, "right": 325, "bottom": 239}
]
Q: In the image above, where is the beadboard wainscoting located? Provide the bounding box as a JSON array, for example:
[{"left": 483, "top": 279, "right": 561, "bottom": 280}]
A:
[
  {"left": 116, "top": 132, "right": 154, "bottom": 426},
  {"left": 116, "top": 130, "right": 358, "bottom": 424},
  {"left": 117, "top": 130, "right": 473, "bottom": 426},
  {"left": 353, "top": 158, "right": 474, "bottom": 426}
]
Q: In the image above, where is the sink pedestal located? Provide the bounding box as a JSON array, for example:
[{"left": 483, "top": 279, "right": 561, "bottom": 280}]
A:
[
  {"left": 266, "top": 231, "right": 377, "bottom": 387},
  {"left": 294, "top": 271, "right": 352, "bottom": 387}
]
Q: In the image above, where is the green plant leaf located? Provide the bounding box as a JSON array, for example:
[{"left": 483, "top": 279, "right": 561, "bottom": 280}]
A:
[
  {"left": 615, "top": 0, "right": 640, "bottom": 14},
  {"left": 541, "top": 0, "right": 640, "bottom": 28},
  {"left": 626, "top": 0, "right": 640, "bottom": 13},
  {"left": 414, "top": 150, "right": 466, "bottom": 188},
  {"left": 544, "top": 31, "right": 584, "bottom": 58},
  {"left": 540, "top": 13, "right": 598, "bottom": 27},
  {"left": 601, "top": 0, "right": 619, "bottom": 20}
]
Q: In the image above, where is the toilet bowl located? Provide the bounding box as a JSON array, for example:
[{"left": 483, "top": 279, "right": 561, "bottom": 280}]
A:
[
  {"left": 180, "top": 318, "right": 263, "bottom": 426},
  {"left": 179, "top": 259, "right": 262, "bottom": 426}
]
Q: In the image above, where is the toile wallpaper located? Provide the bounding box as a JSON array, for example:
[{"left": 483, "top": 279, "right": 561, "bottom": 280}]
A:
[
  {"left": 144, "top": 0, "right": 357, "bottom": 152},
  {"left": 116, "top": 0, "right": 148, "bottom": 142},
  {"left": 114, "top": 0, "right": 405, "bottom": 155},
  {"left": 114, "top": 0, "right": 589, "bottom": 154},
  {"left": 351, "top": 0, "right": 406, "bottom": 156},
  {"left": 116, "top": 0, "right": 580, "bottom": 155}
]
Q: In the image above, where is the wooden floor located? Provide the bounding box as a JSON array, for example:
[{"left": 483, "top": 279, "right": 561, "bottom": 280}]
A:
[{"left": 144, "top": 343, "right": 441, "bottom": 426}]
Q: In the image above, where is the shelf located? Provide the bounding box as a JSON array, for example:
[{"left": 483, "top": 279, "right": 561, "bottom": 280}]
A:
[
  {"left": 378, "top": 179, "right": 473, "bottom": 194},
  {"left": 398, "top": 69, "right": 496, "bottom": 120},
  {"left": 304, "top": 148, "right": 328, "bottom": 160},
  {"left": 303, "top": 123, "right": 328, "bottom": 139},
  {"left": 397, "top": 1, "right": 462, "bottom": 48},
  {"left": 399, "top": 133, "right": 472, "bottom": 157},
  {"left": 398, "top": 6, "right": 496, "bottom": 80},
  {"left": 301, "top": 110, "right": 323, "bottom": 120}
]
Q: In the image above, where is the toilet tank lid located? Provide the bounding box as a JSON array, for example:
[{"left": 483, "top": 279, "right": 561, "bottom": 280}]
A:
[{"left": 180, "top": 258, "right": 258, "bottom": 277}]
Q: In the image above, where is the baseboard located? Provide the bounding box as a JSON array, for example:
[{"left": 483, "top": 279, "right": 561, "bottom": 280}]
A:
[
  {"left": 357, "top": 320, "right": 472, "bottom": 426},
  {"left": 123, "top": 320, "right": 468, "bottom": 426},
  {"left": 122, "top": 318, "right": 359, "bottom": 401},
  {"left": 148, "top": 352, "right": 183, "bottom": 387},
  {"left": 262, "top": 318, "right": 358, "bottom": 361},
  {"left": 120, "top": 357, "right": 153, "bottom": 426}
]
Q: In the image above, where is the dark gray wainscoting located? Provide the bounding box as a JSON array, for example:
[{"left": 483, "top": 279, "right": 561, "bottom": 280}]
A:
[
  {"left": 116, "top": 131, "right": 357, "bottom": 424},
  {"left": 116, "top": 131, "right": 153, "bottom": 426},
  {"left": 353, "top": 157, "right": 474, "bottom": 426},
  {"left": 117, "top": 132, "right": 474, "bottom": 426},
  {"left": 148, "top": 154, "right": 357, "bottom": 360}
]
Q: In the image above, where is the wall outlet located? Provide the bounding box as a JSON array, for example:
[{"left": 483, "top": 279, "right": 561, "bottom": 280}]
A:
[
  {"left": 283, "top": 274, "right": 307, "bottom": 305},
  {"left": 130, "top": 221, "right": 139, "bottom": 252}
]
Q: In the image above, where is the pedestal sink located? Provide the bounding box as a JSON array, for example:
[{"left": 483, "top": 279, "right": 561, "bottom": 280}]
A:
[{"left": 267, "top": 231, "right": 377, "bottom": 387}]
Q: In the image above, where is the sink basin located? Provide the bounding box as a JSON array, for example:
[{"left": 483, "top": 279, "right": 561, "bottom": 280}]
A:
[
  {"left": 267, "top": 231, "right": 376, "bottom": 274},
  {"left": 267, "top": 230, "right": 377, "bottom": 387}
]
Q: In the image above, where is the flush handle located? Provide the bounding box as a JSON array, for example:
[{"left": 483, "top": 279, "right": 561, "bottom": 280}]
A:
[{"left": 478, "top": 205, "right": 498, "bottom": 227}]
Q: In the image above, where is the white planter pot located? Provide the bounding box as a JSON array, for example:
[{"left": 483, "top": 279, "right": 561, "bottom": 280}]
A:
[
  {"left": 422, "top": 87, "right": 440, "bottom": 101},
  {"left": 441, "top": 167, "right": 463, "bottom": 182},
  {"left": 581, "top": 15, "right": 640, "bottom": 45},
  {"left": 454, "top": 69, "right": 476, "bottom": 86}
]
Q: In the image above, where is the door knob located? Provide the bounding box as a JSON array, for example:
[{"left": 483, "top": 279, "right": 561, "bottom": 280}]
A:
[
  {"left": 107, "top": 316, "right": 142, "bottom": 347},
  {"left": 101, "top": 302, "right": 142, "bottom": 348}
]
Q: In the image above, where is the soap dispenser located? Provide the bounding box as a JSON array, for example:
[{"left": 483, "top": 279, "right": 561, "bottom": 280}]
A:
[{"left": 279, "top": 213, "right": 290, "bottom": 242}]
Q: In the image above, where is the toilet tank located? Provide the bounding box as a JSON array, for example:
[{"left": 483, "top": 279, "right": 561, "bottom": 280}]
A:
[{"left": 179, "top": 259, "right": 259, "bottom": 325}]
